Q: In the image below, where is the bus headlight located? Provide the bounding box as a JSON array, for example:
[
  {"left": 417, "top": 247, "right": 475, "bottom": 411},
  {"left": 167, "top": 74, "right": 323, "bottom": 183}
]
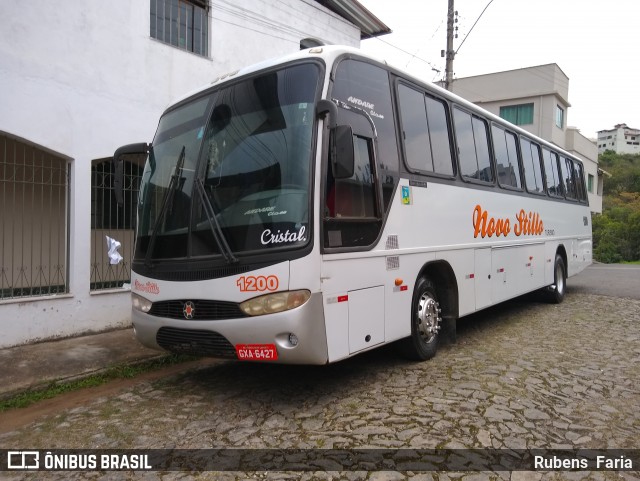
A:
[
  {"left": 132, "top": 293, "right": 152, "bottom": 313},
  {"left": 240, "top": 290, "right": 311, "bottom": 316}
]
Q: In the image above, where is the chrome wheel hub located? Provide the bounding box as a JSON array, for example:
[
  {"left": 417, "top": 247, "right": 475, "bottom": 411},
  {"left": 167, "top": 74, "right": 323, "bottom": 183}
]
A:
[
  {"left": 555, "top": 263, "right": 565, "bottom": 294},
  {"left": 417, "top": 293, "right": 441, "bottom": 343}
]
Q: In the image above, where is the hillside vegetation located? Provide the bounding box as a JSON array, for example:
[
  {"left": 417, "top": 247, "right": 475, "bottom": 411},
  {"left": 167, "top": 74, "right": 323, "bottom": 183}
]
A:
[{"left": 592, "top": 151, "right": 640, "bottom": 263}]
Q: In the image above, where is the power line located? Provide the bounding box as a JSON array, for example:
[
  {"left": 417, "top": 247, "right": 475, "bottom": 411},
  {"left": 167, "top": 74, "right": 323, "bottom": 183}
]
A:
[
  {"left": 370, "top": 36, "right": 442, "bottom": 74},
  {"left": 455, "top": 0, "right": 495, "bottom": 54}
]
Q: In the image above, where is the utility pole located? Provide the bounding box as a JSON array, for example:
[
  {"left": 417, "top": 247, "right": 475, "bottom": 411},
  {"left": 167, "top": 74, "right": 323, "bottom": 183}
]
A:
[{"left": 443, "top": 0, "right": 456, "bottom": 90}]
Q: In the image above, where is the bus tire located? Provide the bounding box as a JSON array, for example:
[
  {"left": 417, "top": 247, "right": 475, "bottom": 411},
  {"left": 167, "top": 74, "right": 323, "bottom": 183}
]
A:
[
  {"left": 401, "top": 276, "right": 441, "bottom": 361},
  {"left": 545, "top": 254, "right": 566, "bottom": 304}
]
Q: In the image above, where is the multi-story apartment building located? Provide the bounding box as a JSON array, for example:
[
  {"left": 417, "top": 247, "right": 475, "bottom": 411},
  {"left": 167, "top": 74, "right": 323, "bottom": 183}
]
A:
[
  {"left": 0, "top": 0, "right": 389, "bottom": 347},
  {"left": 597, "top": 124, "right": 640, "bottom": 154},
  {"left": 444, "top": 64, "right": 604, "bottom": 214}
]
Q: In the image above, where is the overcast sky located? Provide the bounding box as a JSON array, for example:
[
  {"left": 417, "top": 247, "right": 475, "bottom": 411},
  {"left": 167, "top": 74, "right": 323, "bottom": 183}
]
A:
[{"left": 358, "top": 0, "right": 640, "bottom": 139}]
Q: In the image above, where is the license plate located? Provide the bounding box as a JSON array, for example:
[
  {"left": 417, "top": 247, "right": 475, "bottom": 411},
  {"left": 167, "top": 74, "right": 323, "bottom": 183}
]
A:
[{"left": 235, "top": 344, "right": 278, "bottom": 361}]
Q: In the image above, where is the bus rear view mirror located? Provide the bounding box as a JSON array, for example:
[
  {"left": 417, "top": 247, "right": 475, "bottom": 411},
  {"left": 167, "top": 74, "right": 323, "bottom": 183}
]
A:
[
  {"left": 332, "top": 125, "right": 354, "bottom": 179},
  {"left": 112, "top": 143, "right": 149, "bottom": 206}
]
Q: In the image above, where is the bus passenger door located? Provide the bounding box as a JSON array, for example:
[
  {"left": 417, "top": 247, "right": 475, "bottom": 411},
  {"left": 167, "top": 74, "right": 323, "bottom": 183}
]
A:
[{"left": 475, "top": 248, "right": 492, "bottom": 310}]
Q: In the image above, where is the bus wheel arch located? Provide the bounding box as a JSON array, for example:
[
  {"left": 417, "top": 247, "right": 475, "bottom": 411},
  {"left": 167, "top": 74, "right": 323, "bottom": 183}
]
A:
[{"left": 401, "top": 261, "right": 459, "bottom": 361}]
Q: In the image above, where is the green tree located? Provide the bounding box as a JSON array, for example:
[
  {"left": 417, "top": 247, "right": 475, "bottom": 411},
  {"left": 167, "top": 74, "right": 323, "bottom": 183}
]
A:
[{"left": 592, "top": 153, "right": 640, "bottom": 262}]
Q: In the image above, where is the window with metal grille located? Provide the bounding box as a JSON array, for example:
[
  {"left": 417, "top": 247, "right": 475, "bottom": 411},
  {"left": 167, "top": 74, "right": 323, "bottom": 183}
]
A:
[
  {"left": 150, "top": 0, "right": 209, "bottom": 57},
  {"left": 0, "top": 134, "right": 70, "bottom": 300},
  {"left": 90, "top": 157, "right": 144, "bottom": 290}
]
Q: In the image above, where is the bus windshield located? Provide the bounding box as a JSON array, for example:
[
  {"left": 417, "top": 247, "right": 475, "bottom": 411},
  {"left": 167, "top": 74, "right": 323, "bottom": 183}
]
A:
[{"left": 135, "top": 62, "right": 320, "bottom": 262}]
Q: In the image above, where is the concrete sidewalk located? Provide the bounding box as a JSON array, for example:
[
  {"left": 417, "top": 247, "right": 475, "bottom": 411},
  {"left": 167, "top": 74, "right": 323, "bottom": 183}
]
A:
[{"left": 0, "top": 328, "right": 162, "bottom": 398}]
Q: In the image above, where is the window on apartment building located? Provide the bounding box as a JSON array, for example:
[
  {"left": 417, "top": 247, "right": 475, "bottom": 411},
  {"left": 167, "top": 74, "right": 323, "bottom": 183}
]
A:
[
  {"left": 588, "top": 173, "right": 594, "bottom": 193},
  {"left": 499, "top": 103, "right": 533, "bottom": 126},
  {"left": 150, "top": 0, "right": 208, "bottom": 57},
  {"left": 90, "top": 156, "right": 144, "bottom": 290},
  {"left": 1, "top": 134, "right": 70, "bottom": 300},
  {"left": 555, "top": 105, "right": 564, "bottom": 128}
]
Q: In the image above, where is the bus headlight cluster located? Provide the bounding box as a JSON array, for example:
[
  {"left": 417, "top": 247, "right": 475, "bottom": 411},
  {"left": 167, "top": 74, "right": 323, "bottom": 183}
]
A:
[
  {"left": 240, "top": 290, "right": 311, "bottom": 316},
  {"left": 132, "top": 293, "right": 152, "bottom": 313}
]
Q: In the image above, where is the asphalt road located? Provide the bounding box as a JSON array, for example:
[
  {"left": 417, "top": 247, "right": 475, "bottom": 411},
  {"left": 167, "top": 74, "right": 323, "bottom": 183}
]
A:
[{"left": 568, "top": 263, "right": 640, "bottom": 299}]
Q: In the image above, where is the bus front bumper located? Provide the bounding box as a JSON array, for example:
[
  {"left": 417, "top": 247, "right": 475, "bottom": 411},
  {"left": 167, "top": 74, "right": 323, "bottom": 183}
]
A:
[{"left": 131, "top": 292, "right": 329, "bottom": 365}]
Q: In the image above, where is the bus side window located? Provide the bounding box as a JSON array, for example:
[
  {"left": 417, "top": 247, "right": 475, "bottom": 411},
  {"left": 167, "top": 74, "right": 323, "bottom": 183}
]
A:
[
  {"left": 330, "top": 135, "right": 377, "bottom": 218},
  {"left": 331, "top": 58, "right": 399, "bottom": 215},
  {"left": 492, "top": 124, "right": 522, "bottom": 189},
  {"left": 397, "top": 84, "right": 454, "bottom": 176},
  {"left": 521, "top": 137, "right": 545, "bottom": 194},
  {"left": 560, "top": 156, "right": 577, "bottom": 200},
  {"left": 573, "top": 160, "right": 587, "bottom": 203},
  {"left": 454, "top": 108, "right": 493, "bottom": 183},
  {"left": 542, "top": 148, "right": 563, "bottom": 198}
]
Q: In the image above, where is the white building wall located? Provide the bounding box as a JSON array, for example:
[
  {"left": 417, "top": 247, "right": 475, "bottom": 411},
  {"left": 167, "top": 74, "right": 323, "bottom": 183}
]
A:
[
  {"left": 0, "top": 0, "right": 362, "bottom": 347},
  {"left": 565, "top": 128, "right": 602, "bottom": 213},
  {"left": 450, "top": 64, "right": 570, "bottom": 149},
  {"left": 597, "top": 125, "right": 640, "bottom": 154}
]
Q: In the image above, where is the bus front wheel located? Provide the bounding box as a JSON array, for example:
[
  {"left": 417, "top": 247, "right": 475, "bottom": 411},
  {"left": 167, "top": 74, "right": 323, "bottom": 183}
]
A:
[{"left": 401, "top": 276, "right": 442, "bottom": 361}]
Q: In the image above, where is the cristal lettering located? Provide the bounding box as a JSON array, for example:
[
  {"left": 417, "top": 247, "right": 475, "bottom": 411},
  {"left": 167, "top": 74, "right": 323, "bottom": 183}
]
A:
[{"left": 260, "top": 226, "right": 306, "bottom": 245}]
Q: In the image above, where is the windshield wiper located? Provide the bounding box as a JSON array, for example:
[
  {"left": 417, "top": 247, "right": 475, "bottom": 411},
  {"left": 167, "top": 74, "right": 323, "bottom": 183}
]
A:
[
  {"left": 194, "top": 177, "right": 238, "bottom": 264},
  {"left": 145, "top": 146, "right": 186, "bottom": 267}
]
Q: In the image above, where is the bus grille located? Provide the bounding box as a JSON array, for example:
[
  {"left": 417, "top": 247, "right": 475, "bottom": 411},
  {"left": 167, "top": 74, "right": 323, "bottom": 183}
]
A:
[
  {"left": 156, "top": 327, "right": 236, "bottom": 358},
  {"left": 148, "top": 299, "right": 246, "bottom": 320}
]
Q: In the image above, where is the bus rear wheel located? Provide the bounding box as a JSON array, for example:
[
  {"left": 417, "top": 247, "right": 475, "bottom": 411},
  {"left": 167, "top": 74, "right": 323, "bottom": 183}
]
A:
[
  {"left": 545, "top": 254, "right": 566, "bottom": 304},
  {"left": 401, "top": 276, "right": 442, "bottom": 361}
]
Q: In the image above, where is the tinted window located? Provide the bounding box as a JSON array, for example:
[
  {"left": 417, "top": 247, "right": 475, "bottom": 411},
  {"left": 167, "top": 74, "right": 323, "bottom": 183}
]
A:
[
  {"left": 542, "top": 148, "right": 563, "bottom": 197},
  {"left": 574, "top": 160, "right": 587, "bottom": 202},
  {"left": 398, "top": 84, "right": 431, "bottom": 172},
  {"left": 492, "top": 125, "right": 521, "bottom": 189},
  {"left": 454, "top": 108, "right": 493, "bottom": 182},
  {"left": 397, "top": 84, "right": 453, "bottom": 176},
  {"left": 560, "top": 156, "right": 577, "bottom": 200},
  {"left": 426, "top": 96, "right": 454, "bottom": 175},
  {"left": 520, "top": 138, "right": 544, "bottom": 194},
  {"left": 331, "top": 59, "right": 399, "bottom": 213}
]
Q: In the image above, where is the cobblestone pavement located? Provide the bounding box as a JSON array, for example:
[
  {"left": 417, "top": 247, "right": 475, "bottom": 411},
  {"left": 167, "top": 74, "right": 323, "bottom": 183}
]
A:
[{"left": 2, "top": 291, "right": 639, "bottom": 481}]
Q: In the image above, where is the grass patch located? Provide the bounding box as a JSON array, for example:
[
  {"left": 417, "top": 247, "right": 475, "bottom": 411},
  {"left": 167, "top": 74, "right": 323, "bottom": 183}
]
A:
[{"left": 0, "top": 354, "right": 198, "bottom": 412}]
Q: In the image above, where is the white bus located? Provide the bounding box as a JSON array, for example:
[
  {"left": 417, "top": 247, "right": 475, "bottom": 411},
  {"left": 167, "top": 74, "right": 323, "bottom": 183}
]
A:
[{"left": 113, "top": 46, "right": 592, "bottom": 364}]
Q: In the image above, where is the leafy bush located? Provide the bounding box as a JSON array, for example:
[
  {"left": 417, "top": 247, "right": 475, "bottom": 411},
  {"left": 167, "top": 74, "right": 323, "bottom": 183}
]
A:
[{"left": 593, "top": 152, "right": 640, "bottom": 263}]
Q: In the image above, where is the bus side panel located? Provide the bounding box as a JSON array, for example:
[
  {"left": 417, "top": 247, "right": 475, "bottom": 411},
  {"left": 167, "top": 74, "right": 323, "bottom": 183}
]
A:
[
  {"left": 321, "top": 256, "right": 389, "bottom": 362},
  {"left": 436, "top": 249, "right": 475, "bottom": 317},
  {"left": 323, "top": 291, "right": 350, "bottom": 363},
  {"left": 383, "top": 252, "right": 435, "bottom": 344}
]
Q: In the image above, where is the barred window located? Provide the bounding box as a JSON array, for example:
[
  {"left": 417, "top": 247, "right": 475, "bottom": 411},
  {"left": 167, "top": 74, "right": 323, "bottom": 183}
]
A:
[
  {"left": 150, "top": 0, "right": 209, "bottom": 57},
  {"left": 90, "top": 157, "right": 144, "bottom": 291},
  {"left": 1, "top": 134, "right": 69, "bottom": 299}
]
